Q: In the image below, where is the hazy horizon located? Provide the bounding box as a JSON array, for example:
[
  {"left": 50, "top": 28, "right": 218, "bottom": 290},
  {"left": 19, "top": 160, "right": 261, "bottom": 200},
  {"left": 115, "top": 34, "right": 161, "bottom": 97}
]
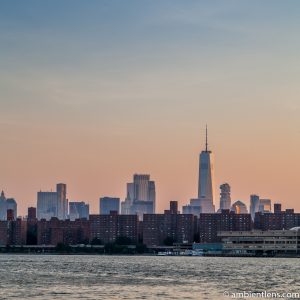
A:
[{"left": 1, "top": 1, "right": 300, "bottom": 215}]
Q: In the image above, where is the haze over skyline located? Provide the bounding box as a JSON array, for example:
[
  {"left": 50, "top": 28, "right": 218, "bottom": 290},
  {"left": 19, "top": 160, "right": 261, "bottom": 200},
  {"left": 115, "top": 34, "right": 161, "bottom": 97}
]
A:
[{"left": 1, "top": 1, "right": 300, "bottom": 215}]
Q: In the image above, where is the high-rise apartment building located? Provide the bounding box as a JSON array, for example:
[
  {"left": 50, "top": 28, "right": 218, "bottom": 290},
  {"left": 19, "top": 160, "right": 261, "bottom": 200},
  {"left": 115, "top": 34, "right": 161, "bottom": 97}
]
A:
[
  {"left": 89, "top": 212, "right": 139, "bottom": 244},
  {"left": 254, "top": 204, "right": 300, "bottom": 230},
  {"left": 143, "top": 201, "right": 197, "bottom": 247},
  {"left": 199, "top": 210, "right": 252, "bottom": 243},
  {"left": 37, "top": 218, "right": 90, "bottom": 246}
]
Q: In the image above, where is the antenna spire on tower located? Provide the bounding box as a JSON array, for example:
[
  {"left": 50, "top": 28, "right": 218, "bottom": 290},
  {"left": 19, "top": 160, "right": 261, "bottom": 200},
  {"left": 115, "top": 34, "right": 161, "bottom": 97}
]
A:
[{"left": 205, "top": 124, "right": 208, "bottom": 152}]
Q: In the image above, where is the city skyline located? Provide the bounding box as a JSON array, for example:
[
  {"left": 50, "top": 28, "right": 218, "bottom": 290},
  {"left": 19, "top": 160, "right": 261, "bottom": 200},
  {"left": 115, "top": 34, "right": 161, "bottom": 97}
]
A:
[
  {"left": 0, "top": 127, "right": 299, "bottom": 216},
  {"left": 0, "top": 129, "right": 297, "bottom": 217},
  {"left": 1, "top": 1, "right": 300, "bottom": 215}
]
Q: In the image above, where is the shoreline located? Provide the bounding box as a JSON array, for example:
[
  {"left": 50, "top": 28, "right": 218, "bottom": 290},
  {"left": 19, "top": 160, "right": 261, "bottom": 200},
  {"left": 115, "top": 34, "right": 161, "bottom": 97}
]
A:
[{"left": 0, "top": 252, "right": 299, "bottom": 258}]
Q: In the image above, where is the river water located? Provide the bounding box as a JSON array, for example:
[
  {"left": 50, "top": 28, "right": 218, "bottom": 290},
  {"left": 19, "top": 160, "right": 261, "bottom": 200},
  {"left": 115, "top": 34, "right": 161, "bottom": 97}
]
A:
[{"left": 0, "top": 255, "right": 299, "bottom": 299}]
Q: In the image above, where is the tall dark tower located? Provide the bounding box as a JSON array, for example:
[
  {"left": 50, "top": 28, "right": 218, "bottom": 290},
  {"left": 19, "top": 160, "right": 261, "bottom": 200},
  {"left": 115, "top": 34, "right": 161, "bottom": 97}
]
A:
[{"left": 56, "top": 183, "right": 67, "bottom": 220}]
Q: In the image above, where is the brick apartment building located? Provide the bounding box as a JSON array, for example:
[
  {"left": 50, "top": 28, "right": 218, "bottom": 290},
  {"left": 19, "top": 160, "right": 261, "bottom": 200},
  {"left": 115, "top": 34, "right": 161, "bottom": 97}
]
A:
[
  {"left": 254, "top": 204, "right": 300, "bottom": 230},
  {"left": 142, "top": 201, "right": 197, "bottom": 247},
  {"left": 199, "top": 210, "right": 252, "bottom": 243},
  {"left": 0, "top": 218, "right": 27, "bottom": 246},
  {"left": 37, "top": 218, "right": 90, "bottom": 245},
  {"left": 89, "top": 212, "right": 139, "bottom": 244}
]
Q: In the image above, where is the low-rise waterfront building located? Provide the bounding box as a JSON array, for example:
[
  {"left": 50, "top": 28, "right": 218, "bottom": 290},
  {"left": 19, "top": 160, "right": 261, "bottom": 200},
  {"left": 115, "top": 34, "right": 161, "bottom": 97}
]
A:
[{"left": 219, "top": 228, "right": 300, "bottom": 255}]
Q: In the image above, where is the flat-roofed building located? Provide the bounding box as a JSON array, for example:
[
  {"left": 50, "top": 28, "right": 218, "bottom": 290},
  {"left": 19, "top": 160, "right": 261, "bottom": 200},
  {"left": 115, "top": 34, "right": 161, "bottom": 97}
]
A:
[
  {"left": 143, "top": 201, "right": 197, "bottom": 247},
  {"left": 254, "top": 205, "right": 300, "bottom": 230},
  {"left": 89, "top": 213, "right": 138, "bottom": 244},
  {"left": 199, "top": 210, "right": 252, "bottom": 243},
  {"left": 219, "top": 228, "right": 300, "bottom": 255},
  {"left": 69, "top": 201, "right": 89, "bottom": 220},
  {"left": 37, "top": 184, "right": 68, "bottom": 221},
  {"left": 0, "top": 218, "right": 27, "bottom": 246},
  {"left": 0, "top": 221, "right": 8, "bottom": 245},
  {"left": 100, "top": 197, "right": 120, "bottom": 215},
  {"left": 37, "top": 192, "right": 58, "bottom": 220},
  {"left": 37, "top": 218, "right": 90, "bottom": 245},
  {"left": 120, "top": 174, "right": 156, "bottom": 220}
]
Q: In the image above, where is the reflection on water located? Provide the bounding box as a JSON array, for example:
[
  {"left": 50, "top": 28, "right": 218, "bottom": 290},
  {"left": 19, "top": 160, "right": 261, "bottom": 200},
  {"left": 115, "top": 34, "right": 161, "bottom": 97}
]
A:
[{"left": 0, "top": 255, "right": 299, "bottom": 299}]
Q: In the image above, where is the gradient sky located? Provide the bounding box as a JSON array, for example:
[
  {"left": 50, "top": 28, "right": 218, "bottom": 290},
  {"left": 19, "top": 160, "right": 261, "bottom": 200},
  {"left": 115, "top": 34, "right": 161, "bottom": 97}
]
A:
[{"left": 1, "top": 0, "right": 300, "bottom": 216}]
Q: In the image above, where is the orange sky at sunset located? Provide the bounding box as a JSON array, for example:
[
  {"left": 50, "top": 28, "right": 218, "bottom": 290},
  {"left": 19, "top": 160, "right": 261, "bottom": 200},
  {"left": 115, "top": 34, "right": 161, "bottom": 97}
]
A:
[{"left": 1, "top": 2, "right": 300, "bottom": 216}]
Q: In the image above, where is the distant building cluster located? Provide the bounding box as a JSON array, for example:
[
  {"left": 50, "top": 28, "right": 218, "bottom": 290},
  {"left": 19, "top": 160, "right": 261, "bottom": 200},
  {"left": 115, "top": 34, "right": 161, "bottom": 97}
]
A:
[
  {"left": 0, "top": 201, "right": 299, "bottom": 249},
  {"left": 0, "top": 191, "right": 17, "bottom": 221},
  {"left": 0, "top": 127, "right": 299, "bottom": 253}
]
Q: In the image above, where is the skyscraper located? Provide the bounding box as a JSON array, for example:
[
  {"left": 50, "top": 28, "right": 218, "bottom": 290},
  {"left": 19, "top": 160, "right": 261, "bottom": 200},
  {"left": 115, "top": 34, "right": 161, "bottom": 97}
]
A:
[
  {"left": 197, "top": 126, "right": 215, "bottom": 213},
  {"left": 37, "top": 191, "right": 58, "bottom": 220},
  {"left": 148, "top": 180, "right": 156, "bottom": 213},
  {"left": 182, "top": 126, "right": 215, "bottom": 215},
  {"left": 121, "top": 183, "right": 134, "bottom": 215},
  {"left": 100, "top": 197, "right": 120, "bottom": 215},
  {"left": 127, "top": 183, "right": 134, "bottom": 202},
  {"left": 57, "top": 183, "right": 67, "bottom": 220},
  {"left": 69, "top": 201, "right": 89, "bottom": 220},
  {"left": 0, "top": 191, "right": 18, "bottom": 221},
  {"left": 37, "top": 183, "right": 68, "bottom": 220},
  {"left": 0, "top": 191, "right": 7, "bottom": 220},
  {"left": 6, "top": 198, "right": 17, "bottom": 220},
  {"left": 250, "top": 194, "right": 260, "bottom": 220},
  {"left": 120, "top": 174, "right": 156, "bottom": 220},
  {"left": 133, "top": 174, "right": 150, "bottom": 202},
  {"left": 219, "top": 183, "right": 231, "bottom": 210}
]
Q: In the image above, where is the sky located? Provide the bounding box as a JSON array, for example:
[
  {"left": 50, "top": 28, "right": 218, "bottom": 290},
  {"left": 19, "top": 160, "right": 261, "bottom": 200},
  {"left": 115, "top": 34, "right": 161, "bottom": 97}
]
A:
[{"left": 1, "top": 0, "right": 300, "bottom": 216}]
